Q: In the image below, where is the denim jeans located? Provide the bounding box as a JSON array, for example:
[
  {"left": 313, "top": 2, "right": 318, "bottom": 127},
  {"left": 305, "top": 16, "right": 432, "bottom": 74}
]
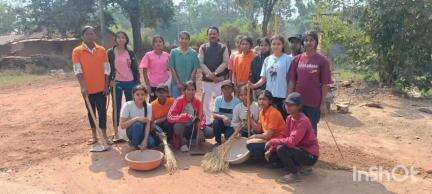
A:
[
  {"left": 212, "top": 118, "right": 234, "bottom": 144},
  {"left": 113, "top": 81, "right": 137, "bottom": 124},
  {"left": 170, "top": 83, "right": 182, "bottom": 99},
  {"left": 302, "top": 106, "right": 321, "bottom": 135},
  {"left": 126, "top": 122, "right": 159, "bottom": 149},
  {"left": 85, "top": 92, "right": 107, "bottom": 130}
]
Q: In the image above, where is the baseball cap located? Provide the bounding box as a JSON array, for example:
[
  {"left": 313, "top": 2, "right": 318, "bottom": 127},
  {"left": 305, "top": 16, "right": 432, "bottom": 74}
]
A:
[
  {"left": 288, "top": 34, "right": 303, "bottom": 44},
  {"left": 220, "top": 80, "right": 234, "bottom": 89},
  {"left": 285, "top": 92, "right": 303, "bottom": 105}
]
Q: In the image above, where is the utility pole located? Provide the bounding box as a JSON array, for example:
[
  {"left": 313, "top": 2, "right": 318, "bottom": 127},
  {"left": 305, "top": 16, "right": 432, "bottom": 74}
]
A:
[{"left": 99, "top": 0, "right": 106, "bottom": 47}]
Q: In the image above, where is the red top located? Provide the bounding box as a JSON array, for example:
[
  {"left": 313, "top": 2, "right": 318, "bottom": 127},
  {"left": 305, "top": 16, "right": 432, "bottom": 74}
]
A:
[
  {"left": 268, "top": 113, "right": 319, "bottom": 157},
  {"left": 167, "top": 95, "right": 204, "bottom": 130},
  {"left": 289, "top": 53, "right": 333, "bottom": 108}
]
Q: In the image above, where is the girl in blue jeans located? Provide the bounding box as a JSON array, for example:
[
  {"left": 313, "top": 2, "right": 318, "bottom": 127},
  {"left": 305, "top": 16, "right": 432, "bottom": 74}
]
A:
[
  {"left": 108, "top": 31, "right": 140, "bottom": 139},
  {"left": 119, "top": 85, "right": 159, "bottom": 150}
]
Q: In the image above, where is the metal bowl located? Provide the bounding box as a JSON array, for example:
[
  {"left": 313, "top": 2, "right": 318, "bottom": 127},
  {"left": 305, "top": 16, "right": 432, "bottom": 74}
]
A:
[
  {"left": 226, "top": 137, "right": 250, "bottom": 165},
  {"left": 125, "top": 150, "right": 164, "bottom": 171}
]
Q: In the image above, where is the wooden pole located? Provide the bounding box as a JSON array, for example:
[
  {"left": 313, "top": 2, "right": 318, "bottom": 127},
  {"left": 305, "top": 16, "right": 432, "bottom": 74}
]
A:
[
  {"left": 246, "top": 86, "right": 251, "bottom": 137},
  {"left": 112, "top": 85, "right": 119, "bottom": 139},
  {"left": 84, "top": 95, "right": 100, "bottom": 140}
]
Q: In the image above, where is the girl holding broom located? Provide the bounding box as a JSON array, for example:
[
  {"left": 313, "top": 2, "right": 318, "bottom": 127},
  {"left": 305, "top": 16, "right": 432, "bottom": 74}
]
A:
[
  {"left": 119, "top": 85, "right": 159, "bottom": 150},
  {"left": 246, "top": 90, "right": 286, "bottom": 160}
]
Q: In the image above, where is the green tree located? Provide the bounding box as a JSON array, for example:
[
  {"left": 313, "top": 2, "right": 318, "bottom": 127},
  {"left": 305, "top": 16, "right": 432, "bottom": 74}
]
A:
[
  {"left": 0, "top": 3, "right": 17, "bottom": 35},
  {"left": 22, "top": 0, "right": 113, "bottom": 36},
  {"left": 235, "top": 0, "right": 293, "bottom": 36},
  {"left": 113, "top": 0, "right": 174, "bottom": 55},
  {"left": 364, "top": 0, "right": 432, "bottom": 92}
]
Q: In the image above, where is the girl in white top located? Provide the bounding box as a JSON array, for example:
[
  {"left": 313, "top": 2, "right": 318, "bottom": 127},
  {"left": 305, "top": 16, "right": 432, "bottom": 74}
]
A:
[
  {"left": 249, "top": 35, "right": 293, "bottom": 118},
  {"left": 119, "top": 85, "right": 157, "bottom": 150}
]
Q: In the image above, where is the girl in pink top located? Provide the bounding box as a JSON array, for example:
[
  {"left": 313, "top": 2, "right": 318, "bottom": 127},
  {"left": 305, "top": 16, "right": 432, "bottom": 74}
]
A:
[{"left": 140, "top": 35, "right": 171, "bottom": 101}]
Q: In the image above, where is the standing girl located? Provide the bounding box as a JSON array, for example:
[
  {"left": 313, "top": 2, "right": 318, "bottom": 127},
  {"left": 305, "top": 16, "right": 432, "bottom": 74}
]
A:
[
  {"left": 232, "top": 36, "right": 256, "bottom": 87},
  {"left": 108, "top": 31, "right": 140, "bottom": 139},
  {"left": 250, "top": 37, "right": 271, "bottom": 93},
  {"left": 249, "top": 35, "right": 293, "bottom": 119},
  {"left": 140, "top": 35, "right": 171, "bottom": 102}
]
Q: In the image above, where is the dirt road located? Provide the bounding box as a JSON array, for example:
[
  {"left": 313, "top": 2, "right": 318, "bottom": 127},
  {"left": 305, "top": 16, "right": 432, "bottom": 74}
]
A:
[{"left": 0, "top": 76, "right": 431, "bottom": 194}]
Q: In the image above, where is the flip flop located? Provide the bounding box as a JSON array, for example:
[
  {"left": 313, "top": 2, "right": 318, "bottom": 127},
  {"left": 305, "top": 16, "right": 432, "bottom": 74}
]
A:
[
  {"left": 112, "top": 136, "right": 125, "bottom": 143},
  {"left": 89, "top": 144, "right": 110, "bottom": 152}
]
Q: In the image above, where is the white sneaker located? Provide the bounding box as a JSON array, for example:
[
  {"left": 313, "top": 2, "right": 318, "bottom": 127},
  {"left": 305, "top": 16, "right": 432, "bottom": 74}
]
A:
[{"left": 180, "top": 145, "right": 189, "bottom": 152}]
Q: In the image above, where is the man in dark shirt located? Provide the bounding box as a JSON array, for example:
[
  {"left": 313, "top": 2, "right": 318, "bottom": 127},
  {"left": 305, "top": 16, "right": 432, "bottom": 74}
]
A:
[{"left": 198, "top": 26, "right": 229, "bottom": 125}]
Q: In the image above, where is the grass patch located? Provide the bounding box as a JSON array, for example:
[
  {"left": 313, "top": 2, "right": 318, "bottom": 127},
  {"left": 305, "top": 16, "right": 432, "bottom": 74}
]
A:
[
  {"left": 0, "top": 72, "right": 48, "bottom": 87},
  {"left": 334, "top": 68, "right": 379, "bottom": 85}
]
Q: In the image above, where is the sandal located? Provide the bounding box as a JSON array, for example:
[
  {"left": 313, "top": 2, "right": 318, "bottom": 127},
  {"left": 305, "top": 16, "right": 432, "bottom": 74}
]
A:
[{"left": 276, "top": 173, "right": 303, "bottom": 184}]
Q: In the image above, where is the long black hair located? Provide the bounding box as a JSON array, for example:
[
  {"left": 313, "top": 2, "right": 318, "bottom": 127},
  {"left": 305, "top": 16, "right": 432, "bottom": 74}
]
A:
[
  {"left": 259, "top": 90, "right": 273, "bottom": 103},
  {"left": 304, "top": 31, "right": 319, "bottom": 49},
  {"left": 114, "top": 31, "right": 130, "bottom": 49},
  {"left": 132, "top": 85, "right": 148, "bottom": 117},
  {"left": 270, "top": 35, "right": 286, "bottom": 53},
  {"left": 152, "top": 35, "right": 165, "bottom": 45}
]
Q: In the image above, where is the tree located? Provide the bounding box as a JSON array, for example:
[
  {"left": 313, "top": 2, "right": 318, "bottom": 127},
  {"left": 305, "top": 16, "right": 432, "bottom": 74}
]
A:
[
  {"left": 234, "top": 0, "right": 283, "bottom": 36},
  {"left": 19, "top": 0, "right": 113, "bottom": 36},
  {"left": 364, "top": 0, "right": 432, "bottom": 92},
  {"left": 0, "top": 3, "right": 17, "bottom": 35},
  {"left": 113, "top": 0, "right": 174, "bottom": 55}
]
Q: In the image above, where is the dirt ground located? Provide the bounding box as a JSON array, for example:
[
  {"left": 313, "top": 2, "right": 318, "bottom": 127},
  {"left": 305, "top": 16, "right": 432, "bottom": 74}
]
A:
[{"left": 0, "top": 75, "right": 431, "bottom": 194}]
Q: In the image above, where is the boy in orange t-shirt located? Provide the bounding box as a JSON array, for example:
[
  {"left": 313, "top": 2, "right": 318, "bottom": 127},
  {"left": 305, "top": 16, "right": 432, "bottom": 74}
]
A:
[
  {"left": 151, "top": 86, "right": 174, "bottom": 142},
  {"left": 232, "top": 36, "right": 256, "bottom": 87}
]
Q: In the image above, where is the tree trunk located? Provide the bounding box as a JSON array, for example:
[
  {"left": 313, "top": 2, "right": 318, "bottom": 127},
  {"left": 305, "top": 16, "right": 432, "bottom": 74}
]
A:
[
  {"left": 262, "top": 13, "right": 270, "bottom": 36},
  {"left": 261, "top": 0, "right": 278, "bottom": 37},
  {"left": 130, "top": 15, "right": 143, "bottom": 57}
]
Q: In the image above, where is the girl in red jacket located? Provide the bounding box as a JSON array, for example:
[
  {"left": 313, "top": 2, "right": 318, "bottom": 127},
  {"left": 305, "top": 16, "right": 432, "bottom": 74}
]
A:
[
  {"left": 167, "top": 81, "right": 212, "bottom": 152},
  {"left": 265, "top": 92, "right": 319, "bottom": 183}
]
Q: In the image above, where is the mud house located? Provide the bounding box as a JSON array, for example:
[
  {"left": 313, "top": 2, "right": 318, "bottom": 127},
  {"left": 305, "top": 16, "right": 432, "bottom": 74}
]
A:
[{"left": 0, "top": 30, "right": 115, "bottom": 73}]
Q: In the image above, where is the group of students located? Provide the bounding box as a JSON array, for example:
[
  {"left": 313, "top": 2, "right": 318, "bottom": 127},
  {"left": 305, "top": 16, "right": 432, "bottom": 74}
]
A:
[{"left": 72, "top": 25, "right": 332, "bottom": 183}]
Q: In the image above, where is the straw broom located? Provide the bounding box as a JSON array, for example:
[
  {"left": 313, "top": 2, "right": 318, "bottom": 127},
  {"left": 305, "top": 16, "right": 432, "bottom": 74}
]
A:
[
  {"left": 201, "top": 123, "right": 246, "bottom": 173},
  {"left": 159, "top": 134, "right": 178, "bottom": 175}
]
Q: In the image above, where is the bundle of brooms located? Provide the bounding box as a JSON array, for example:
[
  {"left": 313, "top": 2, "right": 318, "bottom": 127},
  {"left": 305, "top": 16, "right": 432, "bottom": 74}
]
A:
[
  {"left": 201, "top": 123, "right": 246, "bottom": 173},
  {"left": 161, "top": 134, "right": 178, "bottom": 174}
]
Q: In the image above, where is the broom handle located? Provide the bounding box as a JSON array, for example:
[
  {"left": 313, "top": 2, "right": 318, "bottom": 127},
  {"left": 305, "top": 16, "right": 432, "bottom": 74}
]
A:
[
  {"left": 112, "top": 84, "right": 118, "bottom": 136},
  {"left": 84, "top": 94, "right": 100, "bottom": 137},
  {"left": 324, "top": 118, "right": 344, "bottom": 159},
  {"left": 246, "top": 86, "right": 251, "bottom": 137}
]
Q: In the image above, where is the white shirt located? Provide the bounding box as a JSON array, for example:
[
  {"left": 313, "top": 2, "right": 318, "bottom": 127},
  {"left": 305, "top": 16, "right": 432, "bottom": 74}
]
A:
[
  {"left": 231, "top": 102, "right": 260, "bottom": 128},
  {"left": 260, "top": 53, "right": 293, "bottom": 98},
  {"left": 118, "top": 101, "right": 152, "bottom": 141}
]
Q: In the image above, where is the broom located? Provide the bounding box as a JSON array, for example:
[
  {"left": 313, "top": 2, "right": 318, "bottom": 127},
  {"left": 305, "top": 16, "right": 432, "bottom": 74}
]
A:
[
  {"left": 160, "top": 133, "right": 178, "bottom": 175},
  {"left": 201, "top": 123, "right": 246, "bottom": 173}
]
